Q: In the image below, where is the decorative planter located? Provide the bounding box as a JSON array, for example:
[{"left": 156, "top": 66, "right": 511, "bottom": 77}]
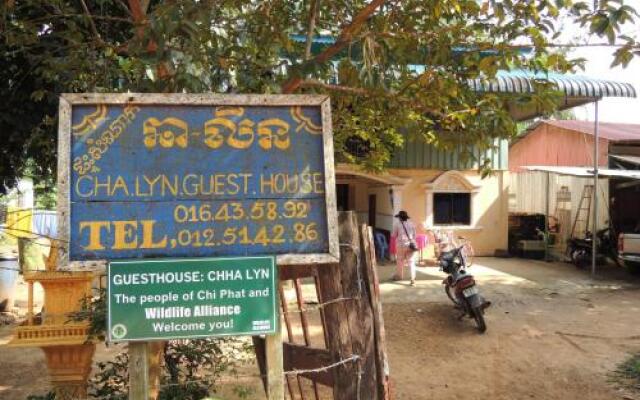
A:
[
  {"left": 42, "top": 344, "right": 96, "bottom": 399},
  {"left": 10, "top": 267, "right": 96, "bottom": 399}
]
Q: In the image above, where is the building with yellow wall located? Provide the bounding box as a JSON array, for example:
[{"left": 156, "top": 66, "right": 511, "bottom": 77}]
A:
[{"left": 335, "top": 138, "right": 509, "bottom": 257}]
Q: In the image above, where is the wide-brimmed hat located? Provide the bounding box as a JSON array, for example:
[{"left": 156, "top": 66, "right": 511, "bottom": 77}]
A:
[{"left": 395, "top": 210, "right": 409, "bottom": 219}]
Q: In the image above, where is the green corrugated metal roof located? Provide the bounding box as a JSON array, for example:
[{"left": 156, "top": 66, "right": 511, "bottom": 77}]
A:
[
  {"left": 470, "top": 69, "right": 636, "bottom": 98},
  {"left": 389, "top": 138, "right": 508, "bottom": 170}
]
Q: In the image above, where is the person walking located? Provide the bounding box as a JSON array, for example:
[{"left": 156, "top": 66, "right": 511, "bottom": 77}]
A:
[{"left": 392, "top": 210, "right": 418, "bottom": 286}]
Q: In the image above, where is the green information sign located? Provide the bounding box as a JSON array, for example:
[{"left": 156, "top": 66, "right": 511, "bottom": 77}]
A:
[{"left": 108, "top": 256, "right": 277, "bottom": 342}]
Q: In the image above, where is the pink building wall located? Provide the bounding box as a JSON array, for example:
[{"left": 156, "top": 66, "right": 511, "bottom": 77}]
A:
[{"left": 509, "top": 123, "right": 609, "bottom": 172}]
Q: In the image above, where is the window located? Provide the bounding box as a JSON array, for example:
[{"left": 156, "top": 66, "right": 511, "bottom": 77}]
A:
[
  {"left": 423, "top": 170, "right": 479, "bottom": 228},
  {"left": 433, "top": 193, "right": 471, "bottom": 225}
]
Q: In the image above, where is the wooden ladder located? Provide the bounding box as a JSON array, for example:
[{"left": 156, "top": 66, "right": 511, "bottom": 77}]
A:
[{"left": 570, "top": 184, "right": 594, "bottom": 238}]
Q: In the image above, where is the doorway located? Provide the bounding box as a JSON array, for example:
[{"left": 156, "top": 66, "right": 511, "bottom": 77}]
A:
[
  {"left": 337, "top": 184, "right": 349, "bottom": 211},
  {"left": 368, "top": 194, "right": 377, "bottom": 228}
]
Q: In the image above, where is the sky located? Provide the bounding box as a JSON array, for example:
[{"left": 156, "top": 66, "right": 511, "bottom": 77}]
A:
[
  {"left": 569, "top": 46, "right": 640, "bottom": 123},
  {"left": 563, "top": 2, "right": 640, "bottom": 124}
]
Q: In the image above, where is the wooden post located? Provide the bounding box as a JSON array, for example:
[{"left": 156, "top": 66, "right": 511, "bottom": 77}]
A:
[
  {"left": 317, "top": 211, "right": 381, "bottom": 400},
  {"left": 27, "top": 281, "right": 34, "bottom": 325},
  {"left": 129, "top": 342, "right": 150, "bottom": 400},
  {"left": 361, "top": 225, "right": 391, "bottom": 400},
  {"left": 17, "top": 238, "right": 26, "bottom": 273},
  {"left": 317, "top": 262, "right": 355, "bottom": 400},
  {"left": 337, "top": 212, "right": 377, "bottom": 399},
  {"left": 129, "top": 342, "right": 162, "bottom": 400},
  {"left": 278, "top": 283, "right": 300, "bottom": 398},
  {"left": 266, "top": 304, "right": 285, "bottom": 400}
]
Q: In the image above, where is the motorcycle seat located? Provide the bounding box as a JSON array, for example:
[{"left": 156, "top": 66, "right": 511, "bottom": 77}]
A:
[{"left": 440, "top": 250, "right": 456, "bottom": 261}]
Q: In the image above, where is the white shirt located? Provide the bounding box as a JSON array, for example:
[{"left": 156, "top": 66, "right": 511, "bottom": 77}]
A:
[{"left": 392, "top": 219, "right": 416, "bottom": 247}]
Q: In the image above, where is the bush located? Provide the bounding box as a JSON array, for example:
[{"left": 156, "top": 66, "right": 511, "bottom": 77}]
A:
[
  {"left": 611, "top": 352, "right": 640, "bottom": 392},
  {"left": 26, "top": 393, "right": 55, "bottom": 400},
  {"left": 90, "top": 338, "right": 253, "bottom": 400},
  {"left": 90, "top": 352, "right": 129, "bottom": 399},
  {"left": 69, "top": 285, "right": 255, "bottom": 399}
]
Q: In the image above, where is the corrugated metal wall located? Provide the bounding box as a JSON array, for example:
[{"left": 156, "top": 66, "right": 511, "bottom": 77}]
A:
[
  {"left": 509, "top": 123, "right": 609, "bottom": 172},
  {"left": 390, "top": 138, "right": 508, "bottom": 170},
  {"left": 509, "top": 171, "right": 609, "bottom": 241}
]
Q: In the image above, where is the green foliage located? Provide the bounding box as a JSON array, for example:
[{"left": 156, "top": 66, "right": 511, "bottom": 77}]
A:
[
  {"left": 26, "top": 392, "right": 56, "bottom": 400},
  {"left": 161, "top": 339, "right": 228, "bottom": 400},
  {"left": 68, "top": 288, "right": 108, "bottom": 341},
  {"left": 611, "top": 352, "right": 640, "bottom": 392},
  {"left": 69, "top": 290, "right": 254, "bottom": 399},
  {"left": 89, "top": 339, "right": 253, "bottom": 400},
  {"left": 1, "top": 0, "right": 638, "bottom": 184},
  {"left": 21, "top": 159, "right": 58, "bottom": 209},
  {"left": 231, "top": 385, "right": 255, "bottom": 399},
  {"left": 34, "top": 183, "right": 57, "bottom": 209},
  {"left": 90, "top": 352, "right": 129, "bottom": 400}
]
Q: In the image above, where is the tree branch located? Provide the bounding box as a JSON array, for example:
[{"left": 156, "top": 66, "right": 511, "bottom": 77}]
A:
[
  {"left": 115, "top": 0, "right": 133, "bottom": 16},
  {"left": 281, "top": 0, "right": 387, "bottom": 93},
  {"left": 79, "top": 0, "right": 104, "bottom": 46},
  {"left": 127, "top": 0, "right": 169, "bottom": 80},
  {"left": 299, "top": 79, "right": 446, "bottom": 118},
  {"left": 140, "top": 0, "right": 152, "bottom": 13},
  {"left": 127, "top": 0, "right": 155, "bottom": 51},
  {"left": 128, "top": 0, "right": 146, "bottom": 27},
  {"left": 299, "top": 79, "right": 371, "bottom": 95},
  {"left": 304, "top": 0, "right": 320, "bottom": 60}
]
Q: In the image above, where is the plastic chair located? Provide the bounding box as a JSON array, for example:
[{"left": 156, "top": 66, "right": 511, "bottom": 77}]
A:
[{"left": 374, "top": 232, "right": 389, "bottom": 261}]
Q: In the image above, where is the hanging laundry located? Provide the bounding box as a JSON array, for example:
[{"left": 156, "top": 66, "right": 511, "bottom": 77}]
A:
[
  {"left": 32, "top": 210, "right": 58, "bottom": 239},
  {"left": 5, "top": 207, "right": 34, "bottom": 239}
]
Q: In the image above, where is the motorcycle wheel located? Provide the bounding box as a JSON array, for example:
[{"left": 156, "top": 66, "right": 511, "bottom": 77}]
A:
[
  {"left": 572, "top": 250, "right": 588, "bottom": 269},
  {"left": 627, "top": 261, "right": 640, "bottom": 275},
  {"left": 444, "top": 283, "right": 460, "bottom": 306},
  {"left": 471, "top": 306, "right": 487, "bottom": 333}
]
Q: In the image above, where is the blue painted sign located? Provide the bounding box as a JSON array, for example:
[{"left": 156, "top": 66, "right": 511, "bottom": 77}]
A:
[{"left": 62, "top": 96, "right": 337, "bottom": 263}]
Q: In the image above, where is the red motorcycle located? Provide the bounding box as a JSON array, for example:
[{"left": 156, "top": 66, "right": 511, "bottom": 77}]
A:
[{"left": 439, "top": 244, "right": 491, "bottom": 333}]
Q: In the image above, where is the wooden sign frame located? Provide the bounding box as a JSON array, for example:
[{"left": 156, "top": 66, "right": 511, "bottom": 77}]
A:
[{"left": 56, "top": 93, "right": 339, "bottom": 268}]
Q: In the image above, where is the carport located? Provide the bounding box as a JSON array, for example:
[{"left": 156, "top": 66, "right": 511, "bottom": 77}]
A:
[
  {"left": 475, "top": 69, "right": 637, "bottom": 275},
  {"left": 523, "top": 165, "right": 640, "bottom": 274}
]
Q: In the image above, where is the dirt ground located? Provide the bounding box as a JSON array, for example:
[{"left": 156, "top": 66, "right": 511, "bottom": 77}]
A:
[
  {"left": 379, "top": 257, "right": 640, "bottom": 400},
  {"left": 2, "top": 257, "right": 640, "bottom": 399}
]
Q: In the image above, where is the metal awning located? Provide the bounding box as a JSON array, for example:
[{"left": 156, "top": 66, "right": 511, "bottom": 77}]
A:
[
  {"left": 523, "top": 165, "right": 640, "bottom": 179},
  {"left": 469, "top": 69, "right": 637, "bottom": 98},
  {"left": 610, "top": 154, "right": 640, "bottom": 166},
  {"left": 288, "top": 35, "right": 637, "bottom": 122}
]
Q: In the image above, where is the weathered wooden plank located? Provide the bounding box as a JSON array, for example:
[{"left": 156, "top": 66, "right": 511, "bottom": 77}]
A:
[
  {"left": 279, "top": 264, "right": 318, "bottom": 280},
  {"left": 337, "top": 212, "right": 378, "bottom": 400},
  {"left": 61, "top": 93, "right": 329, "bottom": 106},
  {"left": 361, "top": 225, "right": 391, "bottom": 400},
  {"left": 266, "top": 320, "right": 285, "bottom": 400},
  {"left": 317, "top": 262, "right": 355, "bottom": 400},
  {"left": 279, "top": 283, "right": 304, "bottom": 399},
  {"left": 314, "top": 274, "right": 331, "bottom": 348},
  {"left": 147, "top": 341, "right": 164, "bottom": 400},
  {"left": 277, "top": 253, "right": 338, "bottom": 266},
  {"left": 129, "top": 341, "right": 162, "bottom": 400},
  {"left": 252, "top": 336, "right": 268, "bottom": 394},
  {"left": 57, "top": 97, "right": 71, "bottom": 267},
  {"left": 294, "top": 278, "right": 322, "bottom": 398},
  {"left": 321, "top": 97, "right": 340, "bottom": 265},
  {"left": 283, "top": 342, "right": 334, "bottom": 387}
]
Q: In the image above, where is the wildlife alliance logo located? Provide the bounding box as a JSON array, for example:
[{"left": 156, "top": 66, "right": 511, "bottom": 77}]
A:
[{"left": 111, "top": 324, "right": 128, "bottom": 340}]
